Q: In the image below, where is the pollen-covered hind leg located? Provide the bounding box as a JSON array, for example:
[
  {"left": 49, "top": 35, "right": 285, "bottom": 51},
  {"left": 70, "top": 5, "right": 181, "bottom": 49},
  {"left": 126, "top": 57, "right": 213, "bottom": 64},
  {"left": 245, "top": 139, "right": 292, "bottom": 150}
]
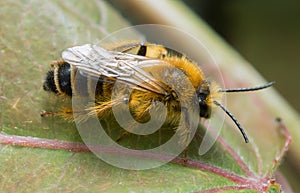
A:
[
  {"left": 115, "top": 100, "right": 171, "bottom": 146},
  {"left": 86, "top": 100, "right": 121, "bottom": 119},
  {"left": 40, "top": 107, "right": 95, "bottom": 122},
  {"left": 40, "top": 106, "right": 108, "bottom": 123},
  {"left": 41, "top": 100, "right": 122, "bottom": 122}
]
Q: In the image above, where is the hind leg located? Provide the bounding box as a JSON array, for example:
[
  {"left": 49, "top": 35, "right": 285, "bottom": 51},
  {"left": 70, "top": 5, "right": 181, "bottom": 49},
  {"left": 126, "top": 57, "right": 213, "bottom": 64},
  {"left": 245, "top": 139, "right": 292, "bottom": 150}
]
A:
[{"left": 40, "top": 108, "right": 73, "bottom": 119}]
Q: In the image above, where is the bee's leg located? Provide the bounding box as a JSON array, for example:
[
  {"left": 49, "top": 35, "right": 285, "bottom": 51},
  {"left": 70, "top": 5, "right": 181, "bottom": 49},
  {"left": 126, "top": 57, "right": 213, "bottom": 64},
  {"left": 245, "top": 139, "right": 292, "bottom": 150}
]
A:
[
  {"left": 178, "top": 107, "right": 192, "bottom": 163},
  {"left": 40, "top": 108, "right": 74, "bottom": 120},
  {"left": 40, "top": 110, "right": 56, "bottom": 117},
  {"left": 115, "top": 120, "right": 139, "bottom": 142},
  {"left": 41, "top": 100, "right": 118, "bottom": 122},
  {"left": 183, "top": 148, "right": 189, "bottom": 163},
  {"left": 88, "top": 100, "right": 120, "bottom": 119},
  {"left": 88, "top": 101, "right": 130, "bottom": 141},
  {"left": 116, "top": 131, "right": 129, "bottom": 142},
  {"left": 115, "top": 101, "right": 152, "bottom": 143}
]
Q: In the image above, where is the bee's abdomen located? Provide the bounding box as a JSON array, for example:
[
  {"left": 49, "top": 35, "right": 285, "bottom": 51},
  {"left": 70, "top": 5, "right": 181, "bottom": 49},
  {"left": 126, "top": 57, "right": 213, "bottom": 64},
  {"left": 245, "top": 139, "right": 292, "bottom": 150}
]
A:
[
  {"left": 57, "top": 63, "right": 72, "bottom": 96},
  {"left": 43, "top": 69, "right": 58, "bottom": 94},
  {"left": 43, "top": 62, "right": 72, "bottom": 96},
  {"left": 43, "top": 61, "right": 104, "bottom": 98}
]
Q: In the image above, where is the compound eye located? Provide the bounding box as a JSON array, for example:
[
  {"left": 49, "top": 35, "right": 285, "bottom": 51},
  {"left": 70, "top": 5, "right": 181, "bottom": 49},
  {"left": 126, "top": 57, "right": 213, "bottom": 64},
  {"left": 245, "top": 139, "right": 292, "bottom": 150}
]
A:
[
  {"left": 199, "top": 102, "right": 211, "bottom": 118},
  {"left": 197, "top": 80, "right": 211, "bottom": 118}
]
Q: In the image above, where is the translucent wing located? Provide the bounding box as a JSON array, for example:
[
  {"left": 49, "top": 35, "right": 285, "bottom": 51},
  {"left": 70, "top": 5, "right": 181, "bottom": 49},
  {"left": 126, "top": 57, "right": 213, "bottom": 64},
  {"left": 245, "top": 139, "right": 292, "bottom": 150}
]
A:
[{"left": 62, "top": 44, "right": 168, "bottom": 95}]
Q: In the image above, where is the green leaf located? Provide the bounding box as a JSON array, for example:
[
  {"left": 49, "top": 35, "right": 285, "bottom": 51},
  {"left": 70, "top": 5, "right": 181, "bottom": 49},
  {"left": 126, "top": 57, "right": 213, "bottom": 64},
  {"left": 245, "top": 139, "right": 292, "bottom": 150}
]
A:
[{"left": 0, "top": 0, "right": 290, "bottom": 192}]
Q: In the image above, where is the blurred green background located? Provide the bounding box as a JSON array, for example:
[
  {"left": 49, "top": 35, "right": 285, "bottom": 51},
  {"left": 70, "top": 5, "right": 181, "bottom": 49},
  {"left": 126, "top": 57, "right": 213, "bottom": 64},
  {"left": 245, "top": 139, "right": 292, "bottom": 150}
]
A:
[{"left": 183, "top": 0, "right": 299, "bottom": 113}]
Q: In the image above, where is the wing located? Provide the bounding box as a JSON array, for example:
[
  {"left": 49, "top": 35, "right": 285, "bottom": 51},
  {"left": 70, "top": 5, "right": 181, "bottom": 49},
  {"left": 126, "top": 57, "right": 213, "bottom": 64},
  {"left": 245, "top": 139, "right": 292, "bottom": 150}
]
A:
[{"left": 62, "top": 44, "right": 168, "bottom": 95}]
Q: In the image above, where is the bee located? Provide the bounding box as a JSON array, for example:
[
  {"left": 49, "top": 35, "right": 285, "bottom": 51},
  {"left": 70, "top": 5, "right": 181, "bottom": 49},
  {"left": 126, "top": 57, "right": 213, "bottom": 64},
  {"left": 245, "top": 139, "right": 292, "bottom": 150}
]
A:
[{"left": 42, "top": 41, "right": 274, "bottom": 146}]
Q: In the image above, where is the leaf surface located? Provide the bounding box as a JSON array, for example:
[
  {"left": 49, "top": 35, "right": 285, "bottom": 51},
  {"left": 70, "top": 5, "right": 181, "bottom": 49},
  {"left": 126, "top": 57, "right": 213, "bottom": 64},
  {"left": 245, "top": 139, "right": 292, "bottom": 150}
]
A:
[{"left": 0, "top": 1, "right": 290, "bottom": 192}]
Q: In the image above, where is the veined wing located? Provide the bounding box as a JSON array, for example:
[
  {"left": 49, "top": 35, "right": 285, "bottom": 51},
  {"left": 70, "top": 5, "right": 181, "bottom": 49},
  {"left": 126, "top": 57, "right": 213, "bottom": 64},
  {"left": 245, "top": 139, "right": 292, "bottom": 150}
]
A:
[{"left": 62, "top": 44, "right": 168, "bottom": 95}]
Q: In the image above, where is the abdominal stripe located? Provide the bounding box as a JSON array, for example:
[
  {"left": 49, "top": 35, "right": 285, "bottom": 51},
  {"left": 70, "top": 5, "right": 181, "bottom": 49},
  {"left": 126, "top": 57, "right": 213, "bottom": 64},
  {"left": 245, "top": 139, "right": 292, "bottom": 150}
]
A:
[{"left": 137, "top": 45, "right": 147, "bottom": 56}]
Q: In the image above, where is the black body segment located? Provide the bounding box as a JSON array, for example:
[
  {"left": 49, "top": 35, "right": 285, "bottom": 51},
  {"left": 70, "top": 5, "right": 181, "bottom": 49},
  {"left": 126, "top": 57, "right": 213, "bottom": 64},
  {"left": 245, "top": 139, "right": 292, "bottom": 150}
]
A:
[
  {"left": 137, "top": 45, "right": 147, "bottom": 56},
  {"left": 43, "top": 69, "right": 58, "bottom": 94},
  {"left": 57, "top": 62, "right": 72, "bottom": 96}
]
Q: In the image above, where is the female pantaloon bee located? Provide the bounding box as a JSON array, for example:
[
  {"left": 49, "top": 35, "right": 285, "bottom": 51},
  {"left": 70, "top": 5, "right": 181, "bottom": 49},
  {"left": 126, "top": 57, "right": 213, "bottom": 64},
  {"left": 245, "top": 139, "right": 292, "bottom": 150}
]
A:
[{"left": 42, "top": 41, "right": 273, "bottom": 146}]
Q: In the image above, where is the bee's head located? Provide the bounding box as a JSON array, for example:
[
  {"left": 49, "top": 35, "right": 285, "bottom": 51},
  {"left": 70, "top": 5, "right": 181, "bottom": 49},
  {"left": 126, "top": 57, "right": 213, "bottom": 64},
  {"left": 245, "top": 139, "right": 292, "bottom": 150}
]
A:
[
  {"left": 197, "top": 80, "right": 212, "bottom": 119},
  {"left": 200, "top": 81, "right": 274, "bottom": 143}
]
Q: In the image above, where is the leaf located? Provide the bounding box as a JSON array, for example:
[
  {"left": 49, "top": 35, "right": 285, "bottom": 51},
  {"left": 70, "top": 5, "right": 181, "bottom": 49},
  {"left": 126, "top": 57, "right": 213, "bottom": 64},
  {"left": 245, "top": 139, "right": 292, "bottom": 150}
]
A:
[{"left": 0, "top": 0, "right": 291, "bottom": 192}]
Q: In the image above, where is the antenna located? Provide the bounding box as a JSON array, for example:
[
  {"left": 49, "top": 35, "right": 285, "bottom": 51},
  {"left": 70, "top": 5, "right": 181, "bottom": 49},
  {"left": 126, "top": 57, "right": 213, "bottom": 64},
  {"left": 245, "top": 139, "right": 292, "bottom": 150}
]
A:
[
  {"left": 214, "top": 82, "right": 274, "bottom": 143},
  {"left": 219, "top": 81, "right": 274, "bottom": 93},
  {"left": 213, "top": 100, "right": 249, "bottom": 143}
]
